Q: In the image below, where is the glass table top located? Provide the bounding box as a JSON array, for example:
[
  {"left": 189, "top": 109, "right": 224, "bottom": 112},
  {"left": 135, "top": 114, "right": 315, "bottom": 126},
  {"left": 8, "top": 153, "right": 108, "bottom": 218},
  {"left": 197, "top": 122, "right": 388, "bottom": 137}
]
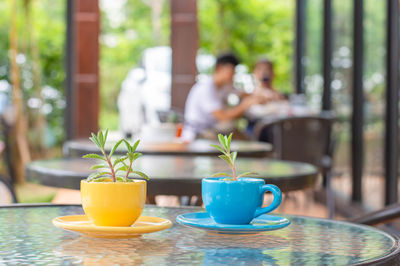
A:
[
  {"left": 64, "top": 139, "right": 273, "bottom": 157},
  {"left": 0, "top": 205, "right": 399, "bottom": 265},
  {"left": 26, "top": 157, "right": 318, "bottom": 193}
]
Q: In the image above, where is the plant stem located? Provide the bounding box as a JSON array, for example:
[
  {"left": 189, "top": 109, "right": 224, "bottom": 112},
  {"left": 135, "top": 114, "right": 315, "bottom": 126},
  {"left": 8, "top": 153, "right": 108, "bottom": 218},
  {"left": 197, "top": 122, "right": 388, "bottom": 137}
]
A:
[
  {"left": 231, "top": 160, "right": 237, "bottom": 181},
  {"left": 125, "top": 159, "right": 134, "bottom": 180},
  {"left": 102, "top": 150, "right": 116, "bottom": 182},
  {"left": 227, "top": 150, "right": 237, "bottom": 181}
]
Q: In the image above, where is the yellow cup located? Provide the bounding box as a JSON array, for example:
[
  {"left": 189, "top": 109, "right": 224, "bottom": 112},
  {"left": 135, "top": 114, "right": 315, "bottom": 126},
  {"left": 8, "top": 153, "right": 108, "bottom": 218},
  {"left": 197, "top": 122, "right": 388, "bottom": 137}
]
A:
[{"left": 81, "top": 180, "right": 146, "bottom": 227}]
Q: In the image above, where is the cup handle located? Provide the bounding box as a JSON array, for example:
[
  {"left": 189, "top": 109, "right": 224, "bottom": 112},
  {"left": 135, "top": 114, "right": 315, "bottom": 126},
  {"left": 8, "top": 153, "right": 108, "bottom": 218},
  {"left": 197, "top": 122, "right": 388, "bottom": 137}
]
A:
[{"left": 254, "top": 184, "right": 282, "bottom": 218}]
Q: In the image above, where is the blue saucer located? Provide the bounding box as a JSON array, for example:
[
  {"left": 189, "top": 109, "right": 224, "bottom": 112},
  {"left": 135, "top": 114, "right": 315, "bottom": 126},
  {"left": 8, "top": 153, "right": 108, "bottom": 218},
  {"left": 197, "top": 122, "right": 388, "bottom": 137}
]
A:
[{"left": 176, "top": 212, "right": 290, "bottom": 234}]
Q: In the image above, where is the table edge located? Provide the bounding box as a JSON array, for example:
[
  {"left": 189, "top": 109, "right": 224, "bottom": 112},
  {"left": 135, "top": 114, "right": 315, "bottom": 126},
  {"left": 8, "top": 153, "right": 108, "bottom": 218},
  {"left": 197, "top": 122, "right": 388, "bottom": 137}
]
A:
[{"left": 1, "top": 204, "right": 398, "bottom": 264}]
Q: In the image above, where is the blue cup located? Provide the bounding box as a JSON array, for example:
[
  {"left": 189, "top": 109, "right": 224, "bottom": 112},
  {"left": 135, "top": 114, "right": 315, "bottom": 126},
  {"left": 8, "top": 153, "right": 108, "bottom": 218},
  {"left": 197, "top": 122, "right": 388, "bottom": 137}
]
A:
[{"left": 202, "top": 177, "right": 282, "bottom": 224}]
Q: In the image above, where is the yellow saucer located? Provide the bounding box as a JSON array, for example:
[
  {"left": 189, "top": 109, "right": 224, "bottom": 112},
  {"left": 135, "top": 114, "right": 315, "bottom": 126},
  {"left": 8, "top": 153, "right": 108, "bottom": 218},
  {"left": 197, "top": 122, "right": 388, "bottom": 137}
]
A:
[{"left": 52, "top": 215, "right": 172, "bottom": 238}]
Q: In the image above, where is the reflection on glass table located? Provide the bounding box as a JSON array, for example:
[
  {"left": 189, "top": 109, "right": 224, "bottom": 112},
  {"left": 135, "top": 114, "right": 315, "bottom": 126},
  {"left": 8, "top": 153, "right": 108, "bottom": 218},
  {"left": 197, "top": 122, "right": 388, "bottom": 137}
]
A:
[{"left": 0, "top": 205, "right": 399, "bottom": 265}]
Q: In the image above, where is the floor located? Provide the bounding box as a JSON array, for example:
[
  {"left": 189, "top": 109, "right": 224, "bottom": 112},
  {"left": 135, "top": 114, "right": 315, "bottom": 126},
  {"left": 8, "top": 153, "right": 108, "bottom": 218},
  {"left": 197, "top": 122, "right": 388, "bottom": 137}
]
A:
[
  {"left": 332, "top": 173, "right": 386, "bottom": 211},
  {"left": 332, "top": 131, "right": 388, "bottom": 212},
  {"left": 0, "top": 184, "right": 11, "bottom": 203}
]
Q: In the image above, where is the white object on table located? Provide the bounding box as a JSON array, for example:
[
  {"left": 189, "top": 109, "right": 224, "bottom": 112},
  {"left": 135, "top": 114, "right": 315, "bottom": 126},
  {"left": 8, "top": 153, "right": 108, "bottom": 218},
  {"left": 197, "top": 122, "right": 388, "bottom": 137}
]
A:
[
  {"left": 246, "top": 101, "right": 316, "bottom": 120},
  {"left": 139, "top": 123, "right": 177, "bottom": 142}
]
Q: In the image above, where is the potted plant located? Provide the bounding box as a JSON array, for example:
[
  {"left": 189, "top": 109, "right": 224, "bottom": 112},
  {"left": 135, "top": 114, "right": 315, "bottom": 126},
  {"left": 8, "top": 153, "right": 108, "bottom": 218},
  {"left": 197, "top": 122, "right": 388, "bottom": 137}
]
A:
[
  {"left": 81, "top": 130, "right": 149, "bottom": 227},
  {"left": 202, "top": 133, "right": 282, "bottom": 224}
]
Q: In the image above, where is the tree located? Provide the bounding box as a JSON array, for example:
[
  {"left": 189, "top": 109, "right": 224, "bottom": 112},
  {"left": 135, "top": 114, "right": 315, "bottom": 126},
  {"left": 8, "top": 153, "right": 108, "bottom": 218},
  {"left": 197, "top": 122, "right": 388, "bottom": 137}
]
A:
[
  {"left": 9, "top": 0, "right": 31, "bottom": 183},
  {"left": 199, "top": 0, "right": 294, "bottom": 93}
]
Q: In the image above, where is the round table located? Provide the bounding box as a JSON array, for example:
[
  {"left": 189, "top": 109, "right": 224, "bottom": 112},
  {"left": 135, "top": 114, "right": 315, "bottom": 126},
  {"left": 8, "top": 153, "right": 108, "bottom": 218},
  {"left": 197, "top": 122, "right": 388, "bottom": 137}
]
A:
[
  {"left": 26, "top": 156, "right": 319, "bottom": 198},
  {"left": 63, "top": 139, "right": 273, "bottom": 158},
  {"left": 0, "top": 204, "right": 399, "bottom": 265}
]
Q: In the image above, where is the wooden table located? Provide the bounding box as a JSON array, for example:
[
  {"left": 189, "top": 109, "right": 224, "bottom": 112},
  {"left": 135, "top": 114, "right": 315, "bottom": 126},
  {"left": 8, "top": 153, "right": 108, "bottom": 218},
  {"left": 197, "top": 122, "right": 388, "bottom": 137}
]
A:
[
  {"left": 26, "top": 156, "right": 319, "bottom": 199},
  {"left": 63, "top": 139, "right": 273, "bottom": 158},
  {"left": 0, "top": 204, "right": 399, "bottom": 265}
]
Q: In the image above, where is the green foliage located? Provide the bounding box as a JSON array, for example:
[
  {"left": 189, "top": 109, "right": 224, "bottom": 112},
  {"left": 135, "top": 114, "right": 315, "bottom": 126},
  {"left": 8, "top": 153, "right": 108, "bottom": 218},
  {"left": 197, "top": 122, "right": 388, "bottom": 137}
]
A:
[
  {"left": 0, "top": 0, "right": 66, "bottom": 146},
  {"left": 211, "top": 133, "right": 257, "bottom": 181},
  {"left": 82, "top": 129, "right": 149, "bottom": 182},
  {"left": 0, "top": 0, "right": 388, "bottom": 151},
  {"left": 199, "top": 0, "right": 294, "bottom": 93}
]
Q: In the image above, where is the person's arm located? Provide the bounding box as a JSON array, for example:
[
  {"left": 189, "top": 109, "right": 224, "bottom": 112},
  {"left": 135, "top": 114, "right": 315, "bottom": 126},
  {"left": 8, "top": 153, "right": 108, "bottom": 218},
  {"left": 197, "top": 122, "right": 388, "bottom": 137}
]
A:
[
  {"left": 237, "top": 91, "right": 252, "bottom": 99},
  {"left": 224, "top": 85, "right": 251, "bottom": 100},
  {"left": 252, "top": 88, "right": 286, "bottom": 104},
  {"left": 212, "top": 96, "right": 260, "bottom": 121}
]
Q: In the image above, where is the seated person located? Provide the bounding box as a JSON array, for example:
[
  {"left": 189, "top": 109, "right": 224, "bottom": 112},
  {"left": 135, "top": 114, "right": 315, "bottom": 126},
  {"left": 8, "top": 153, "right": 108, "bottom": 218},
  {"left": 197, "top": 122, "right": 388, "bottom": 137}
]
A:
[
  {"left": 246, "top": 58, "right": 287, "bottom": 139},
  {"left": 181, "top": 53, "right": 263, "bottom": 141},
  {"left": 252, "top": 58, "right": 309, "bottom": 115},
  {"left": 252, "top": 58, "right": 285, "bottom": 101}
]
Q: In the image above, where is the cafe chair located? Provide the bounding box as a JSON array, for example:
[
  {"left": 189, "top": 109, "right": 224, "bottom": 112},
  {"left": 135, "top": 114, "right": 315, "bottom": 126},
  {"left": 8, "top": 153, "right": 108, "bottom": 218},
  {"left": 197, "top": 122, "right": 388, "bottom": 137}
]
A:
[
  {"left": 351, "top": 203, "right": 400, "bottom": 226},
  {"left": 0, "top": 175, "right": 17, "bottom": 203},
  {"left": 0, "top": 110, "right": 18, "bottom": 203},
  {"left": 253, "top": 111, "right": 336, "bottom": 217}
]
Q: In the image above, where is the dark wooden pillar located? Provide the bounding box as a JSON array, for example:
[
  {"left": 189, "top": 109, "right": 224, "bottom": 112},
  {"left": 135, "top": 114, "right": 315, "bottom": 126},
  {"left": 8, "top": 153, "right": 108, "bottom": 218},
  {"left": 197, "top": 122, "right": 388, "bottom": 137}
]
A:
[
  {"left": 384, "top": 0, "right": 399, "bottom": 205},
  {"left": 66, "top": 0, "right": 100, "bottom": 139},
  {"left": 295, "top": 0, "right": 306, "bottom": 94},
  {"left": 170, "top": 0, "right": 198, "bottom": 111},
  {"left": 322, "top": 0, "right": 332, "bottom": 111},
  {"left": 351, "top": 0, "right": 364, "bottom": 202}
]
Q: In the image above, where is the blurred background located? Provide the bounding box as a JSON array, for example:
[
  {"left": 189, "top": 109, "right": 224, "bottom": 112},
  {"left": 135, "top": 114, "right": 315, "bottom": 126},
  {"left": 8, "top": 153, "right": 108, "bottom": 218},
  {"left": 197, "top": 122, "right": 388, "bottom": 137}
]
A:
[{"left": 0, "top": 0, "right": 392, "bottom": 213}]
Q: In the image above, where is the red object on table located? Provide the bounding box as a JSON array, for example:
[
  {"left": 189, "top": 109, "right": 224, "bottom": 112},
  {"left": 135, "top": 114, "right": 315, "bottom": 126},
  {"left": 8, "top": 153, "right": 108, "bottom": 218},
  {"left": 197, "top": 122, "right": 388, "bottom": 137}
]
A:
[{"left": 175, "top": 123, "right": 183, "bottom": 138}]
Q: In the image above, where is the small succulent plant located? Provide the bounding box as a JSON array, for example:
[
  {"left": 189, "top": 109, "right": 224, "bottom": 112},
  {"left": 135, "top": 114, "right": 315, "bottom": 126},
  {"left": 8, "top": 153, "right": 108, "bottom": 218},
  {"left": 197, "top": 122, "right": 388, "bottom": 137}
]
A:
[
  {"left": 211, "top": 133, "right": 256, "bottom": 181},
  {"left": 82, "top": 130, "right": 149, "bottom": 182}
]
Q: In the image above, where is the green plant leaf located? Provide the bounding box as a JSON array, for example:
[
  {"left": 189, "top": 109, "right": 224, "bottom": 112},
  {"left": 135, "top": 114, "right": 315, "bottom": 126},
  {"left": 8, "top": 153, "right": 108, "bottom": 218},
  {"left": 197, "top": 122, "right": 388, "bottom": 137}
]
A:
[
  {"left": 98, "top": 131, "right": 104, "bottom": 148},
  {"left": 82, "top": 153, "right": 106, "bottom": 161},
  {"left": 211, "top": 172, "right": 233, "bottom": 177},
  {"left": 133, "top": 152, "right": 142, "bottom": 161},
  {"left": 109, "top": 139, "right": 124, "bottom": 158},
  {"left": 218, "top": 154, "right": 233, "bottom": 166},
  {"left": 231, "top": 151, "right": 237, "bottom": 163},
  {"left": 91, "top": 177, "right": 112, "bottom": 182},
  {"left": 227, "top": 133, "right": 233, "bottom": 151},
  {"left": 224, "top": 135, "right": 229, "bottom": 151},
  {"left": 222, "top": 177, "right": 235, "bottom": 181},
  {"left": 115, "top": 166, "right": 130, "bottom": 175},
  {"left": 236, "top": 172, "right": 258, "bottom": 178},
  {"left": 116, "top": 176, "right": 134, "bottom": 182},
  {"left": 89, "top": 133, "right": 101, "bottom": 149},
  {"left": 114, "top": 168, "right": 122, "bottom": 175},
  {"left": 210, "top": 144, "right": 225, "bottom": 154},
  {"left": 112, "top": 156, "right": 128, "bottom": 168},
  {"left": 104, "top": 129, "right": 109, "bottom": 145},
  {"left": 123, "top": 139, "right": 132, "bottom": 153},
  {"left": 218, "top": 134, "right": 227, "bottom": 149},
  {"left": 132, "top": 140, "right": 140, "bottom": 152},
  {"left": 90, "top": 164, "right": 108, "bottom": 170},
  {"left": 116, "top": 165, "right": 129, "bottom": 172},
  {"left": 129, "top": 171, "right": 149, "bottom": 180},
  {"left": 115, "top": 176, "right": 126, "bottom": 182},
  {"left": 87, "top": 171, "right": 111, "bottom": 181}
]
